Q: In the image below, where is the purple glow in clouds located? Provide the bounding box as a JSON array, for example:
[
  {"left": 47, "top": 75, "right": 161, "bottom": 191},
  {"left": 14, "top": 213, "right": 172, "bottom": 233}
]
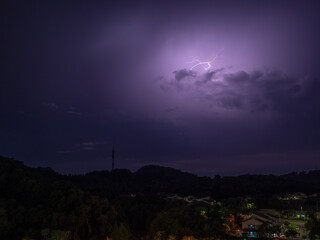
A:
[
  {"left": 189, "top": 56, "right": 219, "bottom": 71},
  {"left": 1, "top": 0, "right": 320, "bottom": 175}
]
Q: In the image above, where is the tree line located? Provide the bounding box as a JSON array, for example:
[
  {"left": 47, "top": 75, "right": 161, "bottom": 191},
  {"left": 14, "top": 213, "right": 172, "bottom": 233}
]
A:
[{"left": 1, "top": 156, "right": 320, "bottom": 240}]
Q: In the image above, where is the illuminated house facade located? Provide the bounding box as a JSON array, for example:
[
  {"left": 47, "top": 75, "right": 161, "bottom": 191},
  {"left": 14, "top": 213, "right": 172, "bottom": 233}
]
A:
[
  {"left": 242, "top": 217, "right": 265, "bottom": 238},
  {"left": 241, "top": 211, "right": 280, "bottom": 238}
]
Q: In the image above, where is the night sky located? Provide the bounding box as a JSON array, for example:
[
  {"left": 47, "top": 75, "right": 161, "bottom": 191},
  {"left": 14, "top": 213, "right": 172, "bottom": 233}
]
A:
[{"left": 1, "top": 0, "right": 320, "bottom": 176}]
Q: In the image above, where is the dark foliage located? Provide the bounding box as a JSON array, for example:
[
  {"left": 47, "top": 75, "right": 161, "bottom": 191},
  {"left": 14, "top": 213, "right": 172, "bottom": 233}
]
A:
[
  {"left": 0, "top": 156, "right": 118, "bottom": 239},
  {"left": 1, "top": 155, "right": 320, "bottom": 239},
  {"left": 69, "top": 165, "right": 320, "bottom": 199}
]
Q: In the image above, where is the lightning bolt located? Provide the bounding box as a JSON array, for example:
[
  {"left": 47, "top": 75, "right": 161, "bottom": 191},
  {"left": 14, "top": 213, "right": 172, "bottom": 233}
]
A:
[
  {"left": 189, "top": 56, "right": 218, "bottom": 71},
  {"left": 187, "top": 48, "right": 225, "bottom": 72}
]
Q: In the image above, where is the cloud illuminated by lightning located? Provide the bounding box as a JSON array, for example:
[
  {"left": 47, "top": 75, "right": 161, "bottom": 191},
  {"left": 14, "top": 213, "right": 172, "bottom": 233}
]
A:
[
  {"left": 187, "top": 48, "right": 224, "bottom": 72},
  {"left": 189, "top": 56, "right": 218, "bottom": 71}
]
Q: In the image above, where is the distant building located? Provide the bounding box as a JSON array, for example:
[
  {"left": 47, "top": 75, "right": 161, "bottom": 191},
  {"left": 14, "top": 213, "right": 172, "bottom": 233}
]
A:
[
  {"left": 242, "top": 217, "right": 265, "bottom": 238},
  {"left": 241, "top": 210, "right": 281, "bottom": 238}
]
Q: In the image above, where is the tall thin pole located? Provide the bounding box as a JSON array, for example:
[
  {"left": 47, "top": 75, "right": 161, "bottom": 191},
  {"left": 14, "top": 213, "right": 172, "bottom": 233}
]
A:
[{"left": 112, "top": 147, "right": 115, "bottom": 170}]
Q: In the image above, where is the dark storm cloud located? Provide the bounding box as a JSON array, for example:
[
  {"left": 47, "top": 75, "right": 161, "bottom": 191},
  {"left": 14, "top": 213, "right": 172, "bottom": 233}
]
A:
[
  {"left": 222, "top": 70, "right": 304, "bottom": 113},
  {"left": 198, "top": 68, "right": 225, "bottom": 85},
  {"left": 173, "top": 69, "right": 196, "bottom": 81},
  {"left": 223, "top": 70, "right": 319, "bottom": 115},
  {"left": 160, "top": 68, "right": 318, "bottom": 116}
]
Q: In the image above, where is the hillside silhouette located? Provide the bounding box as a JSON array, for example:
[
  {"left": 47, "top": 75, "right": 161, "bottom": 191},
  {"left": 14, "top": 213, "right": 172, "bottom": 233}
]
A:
[
  {"left": 1, "top": 156, "right": 320, "bottom": 200},
  {"left": 1, "top": 155, "right": 320, "bottom": 240},
  {"left": 68, "top": 164, "right": 320, "bottom": 199}
]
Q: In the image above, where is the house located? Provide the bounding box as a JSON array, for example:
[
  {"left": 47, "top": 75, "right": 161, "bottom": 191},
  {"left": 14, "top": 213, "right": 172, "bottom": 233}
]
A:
[
  {"left": 242, "top": 217, "right": 265, "bottom": 238},
  {"left": 241, "top": 210, "right": 280, "bottom": 238}
]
